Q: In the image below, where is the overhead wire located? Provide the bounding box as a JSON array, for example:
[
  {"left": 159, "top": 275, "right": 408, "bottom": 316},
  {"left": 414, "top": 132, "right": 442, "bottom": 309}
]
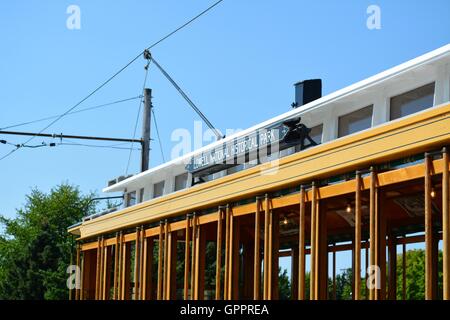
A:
[
  {"left": 58, "top": 142, "right": 141, "bottom": 151},
  {"left": 0, "top": 0, "right": 225, "bottom": 162},
  {"left": 151, "top": 107, "right": 166, "bottom": 163},
  {"left": 0, "top": 96, "right": 142, "bottom": 131}
]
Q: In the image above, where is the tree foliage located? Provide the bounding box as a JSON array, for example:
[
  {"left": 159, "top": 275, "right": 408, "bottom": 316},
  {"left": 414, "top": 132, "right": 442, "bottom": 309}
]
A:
[{"left": 0, "top": 184, "right": 94, "bottom": 299}]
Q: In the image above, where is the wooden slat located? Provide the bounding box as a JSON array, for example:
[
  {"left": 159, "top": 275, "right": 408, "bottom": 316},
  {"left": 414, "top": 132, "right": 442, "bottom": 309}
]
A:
[
  {"left": 369, "top": 169, "right": 376, "bottom": 300},
  {"left": 298, "top": 187, "right": 306, "bottom": 300},
  {"left": 163, "top": 221, "right": 169, "bottom": 300},
  {"left": 157, "top": 222, "right": 163, "bottom": 300},
  {"left": 354, "top": 172, "right": 361, "bottom": 300},
  {"left": 224, "top": 207, "right": 230, "bottom": 300},
  {"left": 263, "top": 194, "right": 270, "bottom": 300},
  {"left": 254, "top": 199, "right": 261, "bottom": 300},
  {"left": 117, "top": 232, "right": 123, "bottom": 300},
  {"left": 425, "top": 155, "right": 433, "bottom": 300},
  {"left": 184, "top": 215, "right": 190, "bottom": 300},
  {"left": 310, "top": 183, "right": 316, "bottom": 300},
  {"left": 216, "top": 208, "right": 223, "bottom": 300},
  {"left": 191, "top": 214, "right": 197, "bottom": 300},
  {"left": 141, "top": 234, "right": 148, "bottom": 300},
  {"left": 112, "top": 233, "right": 119, "bottom": 300},
  {"left": 228, "top": 207, "right": 234, "bottom": 300},
  {"left": 133, "top": 228, "right": 140, "bottom": 300},
  {"left": 332, "top": 243, "right": 336, "bottom": 300},
  {"left": 443, "top": 148, "right": 450, "bottom": 300}
]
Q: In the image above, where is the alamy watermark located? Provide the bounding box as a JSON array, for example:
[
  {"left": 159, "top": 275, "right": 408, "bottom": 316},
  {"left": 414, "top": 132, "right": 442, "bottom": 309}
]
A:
[
  {"left": 66, "top": 5, "right": 81, "bottom": 30},
  {"left": 66, "top": 264, "right": 81, "bottom": 290},
  {"left": 367, "top": 5, "right": 381, "bottom": 30}
]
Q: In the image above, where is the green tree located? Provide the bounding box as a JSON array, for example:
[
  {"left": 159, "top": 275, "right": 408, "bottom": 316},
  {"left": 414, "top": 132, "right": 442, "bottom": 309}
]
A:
[
  {"left": 278, "top": 268, "right": 291, "bottom": 300},
  {"left": 0, "top": 183, "right": 94, "bottom": 299},
  {"left": 396, "top": 248, "right": 443, "bottom": 300}
]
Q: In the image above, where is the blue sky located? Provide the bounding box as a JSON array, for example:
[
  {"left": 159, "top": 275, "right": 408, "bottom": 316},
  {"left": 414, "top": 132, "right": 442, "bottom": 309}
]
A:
[{"left": 1, "top": 0, "right": 449, "bottom": 275}]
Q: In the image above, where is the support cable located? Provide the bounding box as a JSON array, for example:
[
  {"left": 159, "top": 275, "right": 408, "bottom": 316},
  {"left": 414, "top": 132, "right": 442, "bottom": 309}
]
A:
[
  {"left": 150, "top": 56, "right": 223, "bottom": 141},
  {"left": 152, "top": 107, "right": 166, "bottom": 163},
  {"left": 0, "top": 0, "right": 225, "bottom": 162}
]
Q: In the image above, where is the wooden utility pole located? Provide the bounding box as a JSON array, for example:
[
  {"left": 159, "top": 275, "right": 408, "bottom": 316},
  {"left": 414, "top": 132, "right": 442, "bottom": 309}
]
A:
[{"left": 141, "top": 88, "right": 152, "bottom": 172}]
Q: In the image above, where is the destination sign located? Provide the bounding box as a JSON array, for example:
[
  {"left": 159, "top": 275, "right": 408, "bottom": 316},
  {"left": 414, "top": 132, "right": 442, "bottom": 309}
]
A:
[{"left": 185, "top": 122, "right": 290, "bottom": 176}]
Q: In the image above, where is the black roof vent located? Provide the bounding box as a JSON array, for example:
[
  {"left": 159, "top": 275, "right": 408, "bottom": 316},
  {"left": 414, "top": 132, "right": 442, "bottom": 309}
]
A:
[{"left": 292, "top": 79, "right": 322, "bottom": 108}]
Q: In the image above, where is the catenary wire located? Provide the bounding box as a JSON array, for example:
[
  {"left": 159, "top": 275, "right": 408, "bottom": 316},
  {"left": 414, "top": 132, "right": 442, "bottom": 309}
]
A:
[
  {"left": 0, "top": 96, "right": 142, "bottom": 130},
  {"left": 0, "top": 0, "right": 225, "bottom": 162}
]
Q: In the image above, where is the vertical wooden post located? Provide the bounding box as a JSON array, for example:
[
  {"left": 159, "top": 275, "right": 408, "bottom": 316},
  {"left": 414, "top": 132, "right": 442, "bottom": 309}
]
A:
[
  {"left": 163, "top": 220, "right": 169, "bottom": 300},
  {"left": 267, "top": 206, "right": 273, "bottom": 299},
  {"left": 101, "top": 237, "right": 106, "bottom": 300},
  {"left": 355, "top": 171, "right": 362, "bottom": 300},
  {"left": 95, "top": 238, "right": 100, "bottom": 300},
  {"left": 388, "top": 233, "right": 397, "bottom": 300},
  {"left": 310, "top": 183, "right": 317, "bottom": 300},
  {"left": 184, "top": 214, "right": 191, "bottom": 300},
  {"left": 263, "top": 194, "right": 270, "bottom": 300},
  {"left": 425, "top": 154, "right": 434, "bottom": 300},
  {"left": 191, "top": 213, "right": 197, "bottom": 300},
  {"left": 216, "top": 207, "right": 223, "bottom": 300},
  {"left": 369, "top": 168, "right": 376, "bottom": 300},
  {"left": 164, "top": 227, "right": 171, "bottom": 300},
  {"left": 141, "top": 233, "right": 148, "bottom": 300},
  {"left": 134, "top": 227, "right": 141, "bottom": 300},
  {"left": 298, "top": 186, "right": 306, "bottom": 300},
  {"left": 117, "top": 232, "right": 123, "bottom": 300},
  {"left": 314, "top": 188, "right": 320, "bottom": 300},
  {"left": 98, "top": 238, "right": 103, "bottom": 300},
  {"left": 121, "top": 242, "right": 131, "bottom": 300},
  {"left": 80, "top": 250, "right": 85, "bottom": 300},
  {"left": 365, "top": 240, "right": 369, "bottom": 300},
  {"left": 402, "top": 241, "right": 407, "bottom": 300},
  {"left": 157, "top": 221, "right": 164, "bottom": 300},
  {"left": 228, "top": 207, "right": 235, "bottom": 300},
  {"left": 113, "top": 233, "right": 119, "bottom": 300},
  {"left": 195, "top": 224, "right": 206, "bottom": 300},
  {"left": 102, "top": 243, "right": 109, "bottom": 300},
  {"left": 139, "top": 226, "right": 145, "bottom": 300},
  {"left": 166, "top": 228, "right": 177, "bottom": 300},
  {"left": 224, "top": 207, "right": 230, "bottom": 300},
  {"left": 332, "top": 243, "right": 336, "bottom": 300},
  {"left": 254, "top": 198, "right": 261, "bottom": 300},
  {"left": 443, "top": 148, "right": 450, "bottom": 300}
]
